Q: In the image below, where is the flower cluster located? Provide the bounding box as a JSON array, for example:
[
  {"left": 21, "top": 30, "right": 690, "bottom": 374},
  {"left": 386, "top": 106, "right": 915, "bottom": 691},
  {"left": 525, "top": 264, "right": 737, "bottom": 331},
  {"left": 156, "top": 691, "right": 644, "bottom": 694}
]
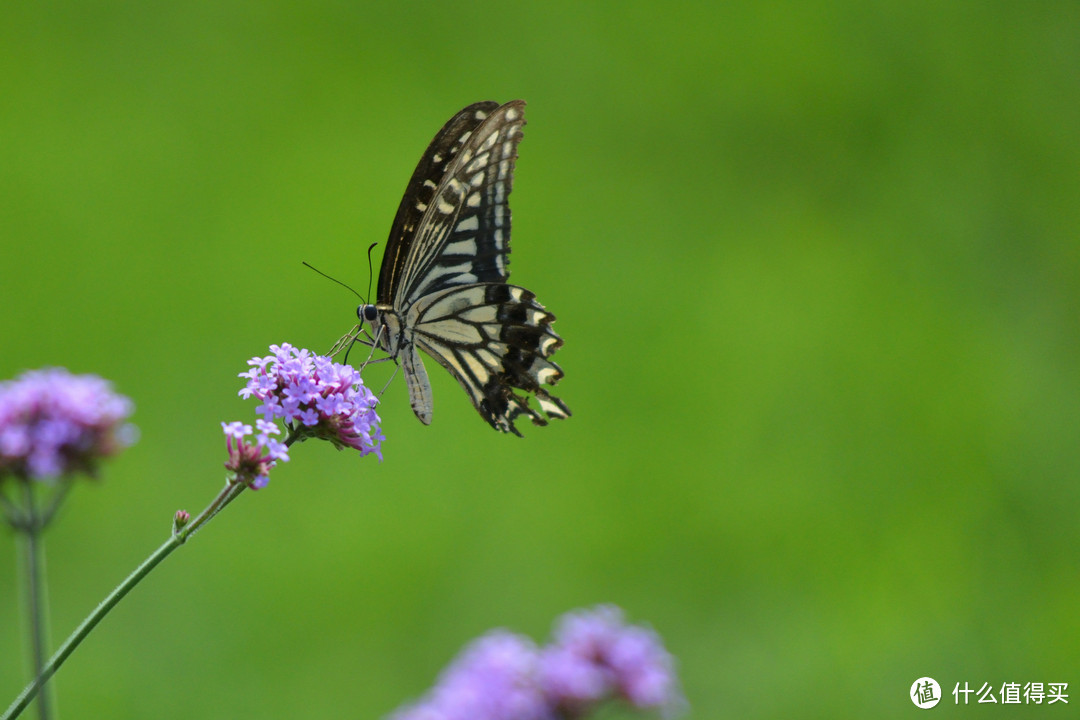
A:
[
  {"left": 238, "top": 343, "right": 383, "bottom": 459},
  {"left": 389, "top": 606, "right": 683, "bottom": 720},
  {"left": 222, "top": 420, "right": 290, "bottom": 490},
  {"left": 0, "top": 368, "right": 136, "bottom": 482},
  {"left": 540, "top": 605, "right": 681, "bottom": 716}
]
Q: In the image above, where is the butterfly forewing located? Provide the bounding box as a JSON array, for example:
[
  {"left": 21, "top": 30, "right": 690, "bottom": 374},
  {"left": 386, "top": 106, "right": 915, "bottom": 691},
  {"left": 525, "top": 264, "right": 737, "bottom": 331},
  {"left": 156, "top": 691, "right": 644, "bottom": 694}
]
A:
[
  {"left": 378, "top": 101, "right": 500, "bottom": 306},
  {"left": 394, "top": 100, "right": 524, "bottom": 305},
  {"left": 371, "top": 100, "right": 568, "bottom": 435}
]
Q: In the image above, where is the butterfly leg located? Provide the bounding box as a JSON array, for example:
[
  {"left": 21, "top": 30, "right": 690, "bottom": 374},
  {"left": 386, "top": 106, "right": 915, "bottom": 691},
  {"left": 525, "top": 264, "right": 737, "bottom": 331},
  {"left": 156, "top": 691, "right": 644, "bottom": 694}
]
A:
[
  {"left": 376, "top": 361, "right": 401, "bottom": 403},
  {"left": 327, "top": 325, "right": 364, "bottom": 357},
  {"left": 344, "top": 325, "right": 380, "bottom": 367},
  {"left": 356, "top": 324, "right": 386, "bottom": 371},
  {"left": 353, "top": 324, "right": 397, "bottom": 373}
]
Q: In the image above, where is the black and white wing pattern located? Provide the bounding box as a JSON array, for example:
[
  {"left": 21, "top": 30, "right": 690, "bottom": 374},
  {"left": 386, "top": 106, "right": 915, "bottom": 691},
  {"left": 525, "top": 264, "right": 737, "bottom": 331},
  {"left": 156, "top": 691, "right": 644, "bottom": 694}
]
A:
[{"left": 358, "top": 100, "right": 569, "bottom": 436}]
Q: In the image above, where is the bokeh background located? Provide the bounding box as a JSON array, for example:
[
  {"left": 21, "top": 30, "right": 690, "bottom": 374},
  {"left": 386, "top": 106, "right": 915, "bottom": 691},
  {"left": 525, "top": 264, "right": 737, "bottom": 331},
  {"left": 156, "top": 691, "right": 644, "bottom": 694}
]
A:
[{"left": 2, "top": 2, "right": 1078, "bottom": 718}]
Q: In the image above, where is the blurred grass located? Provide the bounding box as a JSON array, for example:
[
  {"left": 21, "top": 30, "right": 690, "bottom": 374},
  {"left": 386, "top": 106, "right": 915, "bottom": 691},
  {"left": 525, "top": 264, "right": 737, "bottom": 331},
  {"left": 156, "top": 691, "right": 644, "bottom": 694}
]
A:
[{"left": 1, "top": 1, "right": 1078, "bottom": 718}]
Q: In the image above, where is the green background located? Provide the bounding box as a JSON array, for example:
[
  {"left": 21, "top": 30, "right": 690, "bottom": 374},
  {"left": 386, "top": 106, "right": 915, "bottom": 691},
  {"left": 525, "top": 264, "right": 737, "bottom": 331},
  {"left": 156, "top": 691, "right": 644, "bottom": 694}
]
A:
[{"left": 2, "top": 2, "right": 1078, "bottom": 718}]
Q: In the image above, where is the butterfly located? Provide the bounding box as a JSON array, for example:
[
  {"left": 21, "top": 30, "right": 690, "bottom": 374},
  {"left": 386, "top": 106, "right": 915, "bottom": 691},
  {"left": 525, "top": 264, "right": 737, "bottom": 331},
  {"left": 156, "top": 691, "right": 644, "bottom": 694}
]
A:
[{"left": 356, "top": 100, "right": 570, "bottom": 436}]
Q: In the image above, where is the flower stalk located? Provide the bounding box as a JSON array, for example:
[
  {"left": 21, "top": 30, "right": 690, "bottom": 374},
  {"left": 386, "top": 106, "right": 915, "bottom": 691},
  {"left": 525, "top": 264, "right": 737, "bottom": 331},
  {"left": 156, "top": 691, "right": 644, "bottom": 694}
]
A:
[
  {"left": 1, "top": 475, "right": 246, "bottom": 720},
  {"left": 3, "top": 422, "right": 303, "bottom": 720},
  {"left": 20, "top": 483, "right": 53, "bottom": 720},
  {"left": 3, "top": 346, "right": 380, "bottom": 720}
]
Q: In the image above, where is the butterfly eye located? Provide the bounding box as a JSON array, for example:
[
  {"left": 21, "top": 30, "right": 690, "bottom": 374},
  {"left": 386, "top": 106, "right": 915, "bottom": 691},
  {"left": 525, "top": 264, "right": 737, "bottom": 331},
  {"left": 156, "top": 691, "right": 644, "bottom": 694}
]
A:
[{"left": 357, "top": 304, "right": 379, "bottom": 324}]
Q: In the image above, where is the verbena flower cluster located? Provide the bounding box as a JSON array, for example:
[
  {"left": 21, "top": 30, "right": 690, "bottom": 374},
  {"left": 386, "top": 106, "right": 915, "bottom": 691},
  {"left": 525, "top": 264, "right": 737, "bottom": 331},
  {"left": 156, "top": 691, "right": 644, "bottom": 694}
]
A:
[
  {"left": 222, "top": 420, "right": 289, "bottom": 490},
  {"left": 388, "top": 605, "right": 683, "bottom": 720},
  {"left": 238, "top": 343, "right": 383, "bottom": 459},
  {"left": 540, "top": 605, "right": 681, "bottom": 716},
  {"left": 0, "top": 368, "right": 135, "bottom": 482}
]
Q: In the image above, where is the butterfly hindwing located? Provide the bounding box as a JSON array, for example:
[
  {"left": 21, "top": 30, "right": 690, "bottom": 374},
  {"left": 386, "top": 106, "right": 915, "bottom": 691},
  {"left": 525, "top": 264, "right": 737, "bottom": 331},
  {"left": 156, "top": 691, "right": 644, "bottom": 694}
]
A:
[{"left": 409, "top": 283, "right": 569, "bottom": 436}]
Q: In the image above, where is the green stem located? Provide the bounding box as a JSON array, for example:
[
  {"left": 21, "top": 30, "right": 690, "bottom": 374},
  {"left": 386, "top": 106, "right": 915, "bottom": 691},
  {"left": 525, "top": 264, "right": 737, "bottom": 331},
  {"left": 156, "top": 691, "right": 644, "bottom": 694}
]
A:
[
  {"left": 38, "top": 481, "right": 72, "bottom": 529},
  {"left": 22, "top": 483, "right": 52, "bottom": 720},
  {"left": 1, "top": 481, "right": 247, "bottom": 720},
  {"left": 0, "top": 486, "right": 23, "bottom": 528}
]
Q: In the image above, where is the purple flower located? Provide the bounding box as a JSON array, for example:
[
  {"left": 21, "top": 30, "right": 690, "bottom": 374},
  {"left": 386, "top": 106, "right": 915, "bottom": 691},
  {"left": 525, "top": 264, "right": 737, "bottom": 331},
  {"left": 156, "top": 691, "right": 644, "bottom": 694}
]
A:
[
  {"left": 539, "top": 606, "right": 683, "bottom": 717},
  {"left": 222, "top": 420, "right": 289, "bottom": 490},
  {"left": 385, "top": 607, "right": 684, "bottom": 720},
  {"left": 0, "top": 368, "right": 135, "bottom": 482},
  {"left": 239, "top": 343, "right": 383, "bottom": 459},
  {"left": 222, "top": 421, "right": 251, "bottom": 439},
  {"left": 390, "top": 632, "right": 550, "bottom": 720}
]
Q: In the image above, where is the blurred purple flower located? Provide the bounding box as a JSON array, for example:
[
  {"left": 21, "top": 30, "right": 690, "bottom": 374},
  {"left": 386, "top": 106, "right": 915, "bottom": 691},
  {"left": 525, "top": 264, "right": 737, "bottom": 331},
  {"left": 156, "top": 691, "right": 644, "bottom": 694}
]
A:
[
  {"left": 0, "top": 367, "right": 135, "bottom": 482},
  {"left": 238, "top": 343, "right": 383, "bottom": 459},
  {"left": 386, "top": 607, "right": 684, "bottom": 720},
  {"left": 540, "top": 606, "right": 683, "bottom": 717},
  {"left": 390, "top": 632, "right": 549, "bottom": 720},
  {"left": 222, "top": 420, "right": 288, "bottom": 490}
]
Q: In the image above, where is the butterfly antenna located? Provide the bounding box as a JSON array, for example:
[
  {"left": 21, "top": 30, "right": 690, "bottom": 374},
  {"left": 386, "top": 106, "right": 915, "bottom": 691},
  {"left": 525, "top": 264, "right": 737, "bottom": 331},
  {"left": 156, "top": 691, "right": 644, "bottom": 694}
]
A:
[
  {"left": 366, "top": 243, "right": 378, "bottom": 302},
  {"left": 303, "top": 261, "right": 366, "bottom": 303}
]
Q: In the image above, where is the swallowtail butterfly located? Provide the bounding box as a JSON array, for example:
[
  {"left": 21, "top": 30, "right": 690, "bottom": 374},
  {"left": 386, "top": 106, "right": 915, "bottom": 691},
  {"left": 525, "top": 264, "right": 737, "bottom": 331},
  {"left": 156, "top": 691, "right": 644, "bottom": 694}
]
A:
[{"left": 357, "top": 100, "right": 569, "bottom": 436}]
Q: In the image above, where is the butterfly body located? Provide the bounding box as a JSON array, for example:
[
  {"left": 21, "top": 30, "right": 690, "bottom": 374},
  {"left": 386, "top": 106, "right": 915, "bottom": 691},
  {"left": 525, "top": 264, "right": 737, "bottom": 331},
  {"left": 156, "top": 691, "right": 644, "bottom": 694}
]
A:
[{"left": 358, "top": 100, "right": 569, "bottom": 436}]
